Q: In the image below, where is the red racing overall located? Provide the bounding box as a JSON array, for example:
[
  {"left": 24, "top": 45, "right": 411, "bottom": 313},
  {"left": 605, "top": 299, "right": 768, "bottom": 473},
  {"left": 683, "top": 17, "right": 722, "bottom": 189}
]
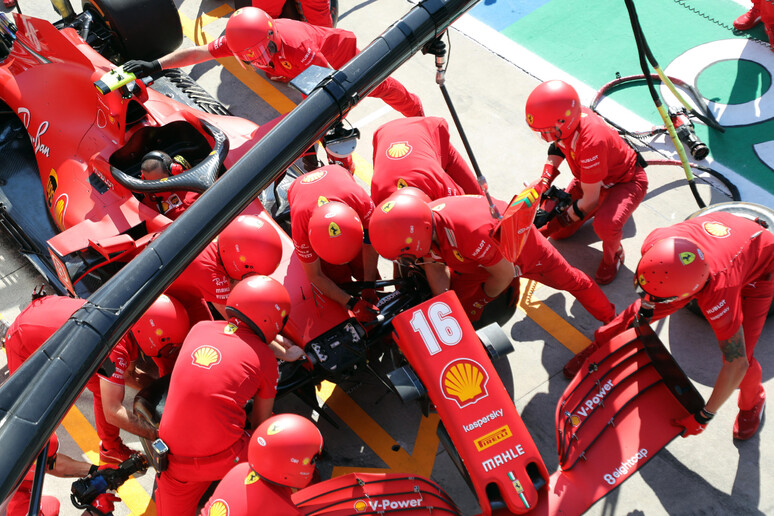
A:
[
  {"left": 428, "top": 196, "right": 615, "bottom": 323},
  {"left": 156, "top": 320, "right": 279, "bottom": 516},
  {"left": 370, "top": 116, "right": 482, "bottom": 205},
  {"left": 208, "top": 19, "right": 423, "bottom": 117}
]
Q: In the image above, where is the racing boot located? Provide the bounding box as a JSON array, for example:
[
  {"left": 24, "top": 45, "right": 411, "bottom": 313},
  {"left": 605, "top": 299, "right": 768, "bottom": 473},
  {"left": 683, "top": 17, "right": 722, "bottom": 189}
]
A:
[
  {"left": 563, "top": 341, "right": 600, "bottom": 379},
  {"left": 733, "top": 7, "right": 761, "bottom": 30},
  {"left": 733, "top": 390, "right": 766, "bottom": 440},
  {"left": 100, "top": 441, "right": 139, "bottom": 464},
  {"left": 595, "top": 246, "right": 625, "bottom": 285}
]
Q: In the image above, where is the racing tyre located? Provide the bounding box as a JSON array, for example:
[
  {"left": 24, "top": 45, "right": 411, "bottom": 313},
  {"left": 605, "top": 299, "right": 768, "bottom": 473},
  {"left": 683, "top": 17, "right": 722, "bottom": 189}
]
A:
[
  {"left": 685, "top": 201, "right": 774, "bottom": 318},
  {"left": 82, "top": 0, "right": 183, "bottom": 61}
]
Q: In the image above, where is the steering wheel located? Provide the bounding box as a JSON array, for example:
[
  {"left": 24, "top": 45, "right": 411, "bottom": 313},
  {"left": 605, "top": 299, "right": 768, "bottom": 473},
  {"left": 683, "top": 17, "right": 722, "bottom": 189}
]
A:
[{"left": 110, "top": 119, "right": 229, "bottom": 194}]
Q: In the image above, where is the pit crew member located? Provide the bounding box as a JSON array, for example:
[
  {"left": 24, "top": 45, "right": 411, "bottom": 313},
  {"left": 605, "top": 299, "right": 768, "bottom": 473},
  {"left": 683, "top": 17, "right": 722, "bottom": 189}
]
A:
[
  {"left": 733, "top": 1, "right": 774, "bottom": 49},
  {"left": 155, "top": 276, "right": 291, "bottom": 516},
  {"left": 243, "top": 0, "right": 334, "bottom": 27},
  {"left": 4, "top": 294, "right": 189, "bottom": 464},
  {"left": 123, "top": 7, "right": 423, "bottom": 117},
  {"left": 369, "top": 193, "right": 616, "bottom": 324},
  {"left": 525, "top": 80, "right": 648, "bottom": 284},
  {"left": 200, "top": 413, "right": 323, "bottom": 516},
  {"left": 370, "top": 116, "right": 482, "bottom": 206},
  {"left": 287, "top": 165, "right": 380, "bottom": 323},
  {"left": 575, "top": 212, "right": 773, "bottom": 440}
]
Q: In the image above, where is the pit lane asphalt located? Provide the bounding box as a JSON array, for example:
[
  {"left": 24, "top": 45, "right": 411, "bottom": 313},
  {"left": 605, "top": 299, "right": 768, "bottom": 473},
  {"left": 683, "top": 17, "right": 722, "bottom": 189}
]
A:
[{"left": 1, "top": 1, "right": 772, "bottom": 515}]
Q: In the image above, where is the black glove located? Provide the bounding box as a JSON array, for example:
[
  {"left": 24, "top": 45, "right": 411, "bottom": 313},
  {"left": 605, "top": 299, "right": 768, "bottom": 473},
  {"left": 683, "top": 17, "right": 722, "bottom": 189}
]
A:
[
  {"left": 122, "top": 59, "right": 161, "bottom": 79},
  {"left": 534, "top": 209, "right": 553, "bottom": 229}
]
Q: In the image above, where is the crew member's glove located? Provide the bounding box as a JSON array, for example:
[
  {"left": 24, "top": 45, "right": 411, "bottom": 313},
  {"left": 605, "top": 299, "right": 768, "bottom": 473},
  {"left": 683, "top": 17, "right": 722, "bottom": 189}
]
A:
[
  {"left": 537, "top": 163, "right": 560, "bottom": 194},
  {"left": 348, "top": 297, "right": 379, "bottom": 324},
  {"left": 92, "top": 493, "right": 120, "bottom": 515},
  {"left": 673, "top": 408, "right": 714, "bottom": 438},
  {"left": 122, "top": 60, "right": 162, "bottom": 79},
  {"left": 534, "top": 209, "right": 553, "bottom": 229},
  {"left": 361, "top": 288, "right": 380, "bottom": 307}
]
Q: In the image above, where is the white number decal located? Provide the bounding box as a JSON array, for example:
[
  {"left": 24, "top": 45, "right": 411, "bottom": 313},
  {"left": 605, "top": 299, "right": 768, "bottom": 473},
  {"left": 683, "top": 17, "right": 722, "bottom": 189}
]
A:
[{"left": 409, "top": 302, "right": 462, "bottom": 355}]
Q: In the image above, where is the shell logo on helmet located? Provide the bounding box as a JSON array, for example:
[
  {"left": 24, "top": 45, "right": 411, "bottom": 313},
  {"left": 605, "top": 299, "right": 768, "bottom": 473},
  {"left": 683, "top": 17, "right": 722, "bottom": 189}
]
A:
[
  {"left": 317, "top": 195, "right": 329, "bottom": 206},
  {"left": 703, "top": 221, "right": 731, "bottom": 237},
  {"left": 192, "top": 346, "right": 222, "bottom": 369},
  {"left": 679, "top": 252, "right": 696, "bottom": 265},
  {"left": 397, "top": 178, "right": 408, "bottom": 189},
  {"left": 302, "top": 170, "right": 327, "bottom": 183},
  {"left": 441, "top": 358, "right": 489, "bottom": 408},
  {"left": 208, "top": 500, "right": 229, "bottom": 516},
  {"left": 245, "top": 470, "right": 260, "bottom": 485},
  {"left": 387, "top": 142, "right": 412, "bottom": 159},
  {"left": 327, "top": 222, "right": 341, "bottom": 237},
  {"left": 380, "top": 200, "right": 396, "bottom": 213}
]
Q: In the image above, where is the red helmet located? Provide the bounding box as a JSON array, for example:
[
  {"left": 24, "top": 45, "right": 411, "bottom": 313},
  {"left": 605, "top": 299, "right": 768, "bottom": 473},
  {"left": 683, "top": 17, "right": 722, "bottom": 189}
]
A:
[
  {"left": 131, "top": 294, "right": 190, "bottom": 357},
  {"left": 218, "top": 214, "right": 283, "bottom": 280},
  {"left": 225, "top": 7, "right": 279, "bottom": 66},
  {"left": 308, "top": 201, "right": 364, "bottom": 265},
  {"left": 369, "top": 194, "right": 433, "bottom": 261},
  {"left": 634, "top": 237, "right": 709, "bottom": 303},
  {"left": 225, "top": 275, "right": 291, "bottom": 342},
  {"left": 394, "top": 185, "right": 432, "bottom": 203},
  {"left": 248, "top": 413, "right": 323, "bottom": 489},
  {"left": 525, "top": 80, "right": 582, "bottom": 142}
]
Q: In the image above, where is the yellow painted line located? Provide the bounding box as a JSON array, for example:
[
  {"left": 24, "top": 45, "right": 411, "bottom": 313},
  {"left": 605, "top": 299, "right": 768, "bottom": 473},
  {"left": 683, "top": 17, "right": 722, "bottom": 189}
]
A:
[
  {"left": 202, "top": 4, "right": 233, "bottom": 25},
  {"left": 61, "top": 406, "right": 155, "bottom": 516},
  {"left": 317, "top": 381, "right": 439, "bottom": 478},
  {"left": 178, "top": 12, "right": 296, "bottom": 114},
  {"left": 517, "top": 278, "right": 591, "bottom": 354},
  {"left": 352, "top": 152, "right": 374, "bottom": 185}
]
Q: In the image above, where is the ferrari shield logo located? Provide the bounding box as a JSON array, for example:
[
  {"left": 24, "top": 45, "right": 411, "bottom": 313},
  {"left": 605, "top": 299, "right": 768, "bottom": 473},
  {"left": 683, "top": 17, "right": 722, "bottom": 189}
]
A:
[
  {"left": 208, "top": 500, "right": 228, "bottom": 516},
  {"left": 432, "top": 203, "right": 445, "bottom": 212},
  {"left": 245, "top": 470, "right": 260, "bottom": 485},
  {"left": 679, "top": 252, "right": 696, "bottom": 265},
  {"left": 267, "top": 422, "right": 284, "bottom": 435},
  {"left": 302, "top": 170, "right": 327, "bottom": 183},
  {"left": 441, "top": 358, "right": 489, "bottom": 408},
  {"left": 526, "top": 114, "right": 534, "bottom": 126},
  {"left": 397, "top": 178, "right": 408, "bottom": 189},
  {"left": 224, "top": 322, "right": 238, "bottom": 334},
  {"left": 386, "top": 142, "right": 411, "bottom": 159},
  {"left": 317, "top": 195, "right": 329, "bottom": 206},
  {"left": 281, "top": 60, "right": 292, "bottom": 70},
  {"left": 328, "top": 221, "right": 341, "bottom": 237},
  {"left": 380, "top": 200, "right": 395, "bottom": 213},
  {"left": 702, "top": 221, "right": 731, "bottom": 238},
  {"left": 192, "top": 346, "right": 221, "bottom": 369},
  {"left": 46, "top": 169, "right": 58, "bottom": 206},
  {"left": 453, "top": 250, "right": 464, "bottom": 262}
]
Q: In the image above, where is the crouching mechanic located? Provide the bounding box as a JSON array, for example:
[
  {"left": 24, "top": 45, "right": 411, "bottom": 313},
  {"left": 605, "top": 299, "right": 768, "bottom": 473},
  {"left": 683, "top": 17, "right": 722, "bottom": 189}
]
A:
[
  {"left": 525, "top": 80, "right": 648, "bottom": 284},
  {"left": 5, "top": 433, "right": 120, "bottom": 516},
  {"left": 200, "top": 413, "right": 323, "bottom": 516},
  {"left": 370, "top": 116, "right": 482, "bottom": 206},
  {"left": 577, "top": 212, "right": 774, "bottom": 440},
  {"left": 288, "top": 165, "right": 380, "bottom": 324},
  {"left": 139, "top": 150, "right": 197, "bottom": 220},
  {"left": 155, "top": 276, "right": 292, "bottom": 516},
  {"left": 369, "top": 193, "right": 615, "bottom": 325},
  {"left": 4, "top": 293, "right": 189, "bottom": 464},
  {"left": 122, "top": 7, "right": 423, "bottom": 118}
]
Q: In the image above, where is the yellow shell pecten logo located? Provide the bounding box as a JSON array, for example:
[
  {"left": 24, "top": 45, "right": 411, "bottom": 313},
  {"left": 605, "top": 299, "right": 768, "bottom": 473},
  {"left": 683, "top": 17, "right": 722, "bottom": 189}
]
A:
[
  {"left": 302, "top": 170, "right": 327, "bottom": 183},
  {"left": 386, "top": 141, "right": 412, "bottom": 159},
  {"left": 353, "top": 500, "right": 368, "bottom": 512},
  {"left": 192, "top": 345, "right": 222, "bottom": 369},
  {"left": 54, "top": 196, "right": 67, "bottom": 228},
  {"left": 441, "top": 358, "right": 489, "bottom": 408},
  {"left": 328, "top": 221, "right": 341, "bottom": 238},
  {"left": 703, "top": 221, "right": 731, "bottom": 238},
  {"left": 381, "top": 200, "right": 395, "bottom": 213},
  {"left": 679, "top": 251, "right": 696, "bottom": 266},
  {"left": 208, "top": 500, "right": 228, "bottom": 516}
]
